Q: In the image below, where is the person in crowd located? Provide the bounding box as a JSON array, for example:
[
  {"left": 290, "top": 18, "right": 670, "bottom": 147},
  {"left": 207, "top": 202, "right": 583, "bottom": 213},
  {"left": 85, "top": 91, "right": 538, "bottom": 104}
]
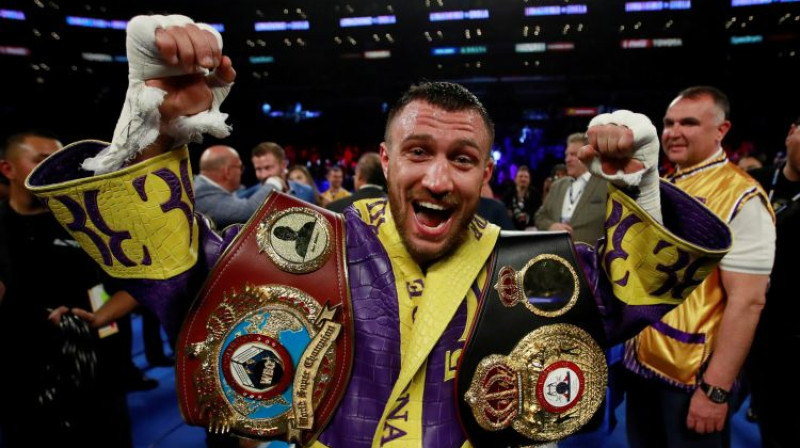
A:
[
  {"left": 541, "top": 163, "right": 568, "bottom": 203},
  {"left": 478, "top": 181, "right": 515, "bottom": 230},
  {"left": 288, "top": 164, "right": 323, "bottom": 205},
  {"left": 326, "top": 152, "right": 386, "bottom": 213},
  {"left": 737, "top": 154, "right": 764, "bottom": 172},
  {"left": 241, "top": 141, "right": 315, "bottom": 203},
  {"left": 194, "top": 144, "right": 276, "bottom": 229},
  {"left": 535, "top": 133, "right": 608, "bottom": 244},
  {"left": 502, "top": 165, "right": 541, "bottom": 230},
  {"left": 26, "top": 17, "right": 733, "bottom": 448},
  {"left": 623, "top": 86, "right": 775, "bottom": 448},
  {"left": 320, "top": 165, "right": 350, "bottom": 206},
  {"left": 0, "top": 131, "right": 133, "bottom": 448},
  {"left": 746, "top": 116, "right": 800, "bottom": 448}
]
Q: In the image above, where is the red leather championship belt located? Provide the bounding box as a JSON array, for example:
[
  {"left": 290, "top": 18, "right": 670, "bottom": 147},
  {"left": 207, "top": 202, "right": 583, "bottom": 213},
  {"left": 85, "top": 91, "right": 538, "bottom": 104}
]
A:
[
  {"left": 176, "top": 192, "right": 353, "bottom": 445},
  {"left": 456, "top": 232, "right": 607, "bottom": 446}
]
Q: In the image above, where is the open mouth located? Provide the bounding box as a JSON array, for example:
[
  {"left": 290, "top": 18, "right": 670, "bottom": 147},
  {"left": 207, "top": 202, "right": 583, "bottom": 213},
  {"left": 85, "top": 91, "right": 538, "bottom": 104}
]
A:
[{"left": 412, "top": 201, "right": 454, "bottom": 230}]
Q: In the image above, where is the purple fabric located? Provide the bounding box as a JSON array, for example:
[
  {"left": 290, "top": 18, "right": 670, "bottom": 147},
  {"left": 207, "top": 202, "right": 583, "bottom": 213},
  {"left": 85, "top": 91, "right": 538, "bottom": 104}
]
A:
[
  {"left": 422, "top": 301, "right": 469, "bottom": 448},
  {"left": 659, "top": 180, "right": 732, "bottom": 250},
  {"left": 651, "top": 321, "right": 706, "bottom": 344},
  {"left": 318, "top": 207, "right": 402, "bottom": 448},
  {"left": 577, "top": 182, "right": 731, "bottom": 346},
  {"left": 119, "top": 215, "right": 219, "bottom": 344},
  {"left": 26, "top": 141, "right": 105, "bottom": 187},
  {"left": 319, "top": 207, "right": 473, "bottom": 447}
]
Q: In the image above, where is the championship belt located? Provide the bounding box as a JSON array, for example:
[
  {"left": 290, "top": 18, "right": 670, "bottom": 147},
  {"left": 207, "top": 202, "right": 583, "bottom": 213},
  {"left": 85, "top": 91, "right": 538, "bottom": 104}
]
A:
[
  {"left": 176, "top": 191, "right": 353, "bottom": 445},
  {"left": 456, "top": 232, "right": 607, "bottom": 446}
]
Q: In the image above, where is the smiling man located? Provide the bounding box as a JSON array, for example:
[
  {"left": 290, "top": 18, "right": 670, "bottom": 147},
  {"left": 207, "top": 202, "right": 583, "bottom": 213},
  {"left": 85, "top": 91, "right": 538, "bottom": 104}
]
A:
[
  {"left": 380, "top": 85, "right": 494, "bottom": 265},
  {"left": 624, "top": 86, "right": 775, "bottom": 448},
  {"left": 24, "top": 16, "right": 734, "bottom": 448}
]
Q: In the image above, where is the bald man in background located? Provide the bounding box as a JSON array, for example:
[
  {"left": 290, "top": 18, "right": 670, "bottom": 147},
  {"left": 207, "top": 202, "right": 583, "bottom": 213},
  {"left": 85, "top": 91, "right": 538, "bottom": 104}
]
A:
[{"left": 194, "top": 145, "right": 276, "bottom": 229}]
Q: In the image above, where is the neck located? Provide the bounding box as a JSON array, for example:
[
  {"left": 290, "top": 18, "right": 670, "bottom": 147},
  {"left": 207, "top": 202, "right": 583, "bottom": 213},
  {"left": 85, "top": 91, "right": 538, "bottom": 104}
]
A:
[
  {"left": 9, "top": 188, "right": 48, "bottom": 215},
  {"left": 783, "top": 162, "right": 800, "bottom": 182}
]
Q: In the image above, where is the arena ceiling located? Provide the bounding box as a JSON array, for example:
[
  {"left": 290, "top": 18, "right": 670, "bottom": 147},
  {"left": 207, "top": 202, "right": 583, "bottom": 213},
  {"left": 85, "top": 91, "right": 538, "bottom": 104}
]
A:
[{"left": 2, "top": 0, "right": 798, "bottom": 152}]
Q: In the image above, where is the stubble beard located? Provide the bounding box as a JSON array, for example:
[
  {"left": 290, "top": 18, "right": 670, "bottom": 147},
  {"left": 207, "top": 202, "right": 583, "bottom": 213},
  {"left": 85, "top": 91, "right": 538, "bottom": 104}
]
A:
[{"left": 387, "top": 181, "right": 476, "bottom": 267}]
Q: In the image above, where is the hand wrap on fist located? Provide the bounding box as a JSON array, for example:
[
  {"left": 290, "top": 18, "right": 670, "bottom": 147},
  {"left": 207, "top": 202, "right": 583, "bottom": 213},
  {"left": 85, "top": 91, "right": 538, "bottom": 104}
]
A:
[
  {"left": 587, "top": 110, "right": 662, "bottom": 223},
  {"left": 82, "top": 15, "right": 233, "bottom": 174}
]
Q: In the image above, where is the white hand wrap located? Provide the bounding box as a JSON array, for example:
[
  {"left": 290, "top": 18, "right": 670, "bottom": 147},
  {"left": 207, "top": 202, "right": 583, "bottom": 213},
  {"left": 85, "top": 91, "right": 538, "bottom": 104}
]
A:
[
  {"left": 82, "top": 15, "right": 233, "bottom": 174},
  {"left": 588, "top": 110, "right": 662, "bottom": 223}
]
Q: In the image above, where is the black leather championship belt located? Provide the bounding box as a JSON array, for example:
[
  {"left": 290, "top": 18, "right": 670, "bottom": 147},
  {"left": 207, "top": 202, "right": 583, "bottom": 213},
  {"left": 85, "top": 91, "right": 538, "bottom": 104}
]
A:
[
  {"left": 456, "top": 232, "right": 607, "bottom": 446},
  {"left": 176, "top": 192, "right": 353, "bottom": 445}
]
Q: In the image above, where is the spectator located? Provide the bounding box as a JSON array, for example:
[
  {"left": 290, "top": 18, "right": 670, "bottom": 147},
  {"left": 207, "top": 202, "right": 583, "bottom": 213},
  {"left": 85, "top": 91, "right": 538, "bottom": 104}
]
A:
[
  {"left": 535, "top": 133, "right": 608, "bottom": 244},
  {"left": 0, "top": 131, "right": 133, "bottom": 448},
  {"left": 746, "top": 116, "right": 800, "bottom": 448},
  {"left": 326, "top": 152, "right": 385, "bottom": 213},
  {"left": 502, "top": 165, "right": 541, "bottom": 230},
  {"left": 194, "top": 145, "right": 275, "bottom": 229},
  {"left": 737, "top": 154, "right": 764, "bottom": 172},
  {"left": 288, "top": 164, "right": 323, "bottom": 206},
  {"left": 241, "top": 141, "right": 315, "bottom": 203},
  {"left": 320, "top": 165, "right": 350, "bottom": 206}
]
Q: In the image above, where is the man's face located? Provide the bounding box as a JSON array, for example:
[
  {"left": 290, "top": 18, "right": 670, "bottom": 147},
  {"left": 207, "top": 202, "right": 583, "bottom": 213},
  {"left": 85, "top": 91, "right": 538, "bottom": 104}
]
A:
[
  {"left": 662, "top": 95, "right": 731, "bottom": 169},
  {"left": 515, "top": 170, "right": 530, "bottom": 189},
  {"left": 226, "top": 156, "right": 244, "bottom": 191},
  {"left": 565, "top": 142, "right": 587, "bottom": 178},
  {"left": 328, "top": 170, "right": 343, "bottom": 189},
  {"left": 786, "top": 123, "right": 800, "bottom": 174},
  {"left": 1, "top": 136, "right": 61, "bottom": 189},
  {"left": 252, "top": 153, "right": 284, "bottom": 182},
  {"left": 380, "top": 100, "right": 493, "bottom": 265}
]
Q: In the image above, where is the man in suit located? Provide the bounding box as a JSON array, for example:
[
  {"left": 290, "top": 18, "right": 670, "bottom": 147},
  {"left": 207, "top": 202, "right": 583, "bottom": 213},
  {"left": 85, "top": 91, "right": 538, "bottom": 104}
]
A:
[
  {"left": 194, "top": 145, "right": 276, "bottom": 229},
  {"left": 238, "top": 141, "right": 315, "bottom": 204},
  {"left": 535, "top": 132, "right": 608, "bottom": 244},
  {"left": 326, "top": 152, "right": 386, "bottom": 213}
]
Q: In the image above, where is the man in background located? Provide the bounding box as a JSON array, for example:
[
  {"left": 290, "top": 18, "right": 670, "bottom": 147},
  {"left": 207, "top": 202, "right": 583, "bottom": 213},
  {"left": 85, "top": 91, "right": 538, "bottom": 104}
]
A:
[
  {"left": 326, "top": 152, "right": 386, "bottom": 213},
  {"left": 241, "top": 141, "right": 315, "bottom": 204},
  {"left": 320, "top": 165, "right": 350, "bottom": 206},
  {"left": 194, "top": 145, "right": 275, "bottom": 229},
  {"left": 535, "top": 133, "right": 608, "bottom": 244},
  {"left": 502, "top": 165, "right": 541, "bottom": 230},
  {"left": 0, "top": 131, "right": 133, "bottom": 448}
]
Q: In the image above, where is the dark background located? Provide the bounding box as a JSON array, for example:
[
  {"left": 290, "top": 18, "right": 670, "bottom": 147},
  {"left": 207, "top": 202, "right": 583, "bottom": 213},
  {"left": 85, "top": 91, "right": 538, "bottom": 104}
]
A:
[{"left": 1, "top": 0, "right": 798, "bottom": 185}]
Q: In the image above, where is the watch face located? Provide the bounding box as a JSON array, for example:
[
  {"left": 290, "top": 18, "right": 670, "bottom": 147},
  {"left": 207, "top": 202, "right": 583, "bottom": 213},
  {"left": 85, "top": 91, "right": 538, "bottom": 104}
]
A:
[{"left": 703, "top": 383, "right": 729, "bottom": 404}]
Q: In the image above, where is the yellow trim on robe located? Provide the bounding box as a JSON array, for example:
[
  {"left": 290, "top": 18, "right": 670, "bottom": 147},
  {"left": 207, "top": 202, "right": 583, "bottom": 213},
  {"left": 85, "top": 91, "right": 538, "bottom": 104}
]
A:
[
  {"left": 629, "top": 157, "right": 772, "bottom": 386},
  {"left": 26, "top": 143, "right": 199, "bottom": 280},
  {"left": 351, "top": 200, "right": 500, "bottom": 448}
]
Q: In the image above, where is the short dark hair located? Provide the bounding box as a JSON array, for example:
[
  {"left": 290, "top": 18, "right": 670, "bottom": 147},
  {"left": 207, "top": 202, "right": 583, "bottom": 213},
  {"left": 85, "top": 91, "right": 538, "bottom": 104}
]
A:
[
  {"left": 251, "top": 141, "right": 285, "bottom": 162},
  {"left": 356, "top": 152, "right": 386, "bottom": 189},
  {"left": 384, "top": 81, "right": 495, "bottom": 148},
  {"left": 677, "top": 86, "right": 730, "bottom": 120},
  {"left": 1, "top": 130, "right": 60, "bottom": 159}
]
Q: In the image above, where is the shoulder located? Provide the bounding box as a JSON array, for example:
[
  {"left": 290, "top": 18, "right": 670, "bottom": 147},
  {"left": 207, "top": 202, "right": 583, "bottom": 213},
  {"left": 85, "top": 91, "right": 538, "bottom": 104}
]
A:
[
  {"left": 290, "top": 180, "right": 312, "bottom": 192},
  {"left": 552, "top": 177, "right": 572, "bottom": 188}
]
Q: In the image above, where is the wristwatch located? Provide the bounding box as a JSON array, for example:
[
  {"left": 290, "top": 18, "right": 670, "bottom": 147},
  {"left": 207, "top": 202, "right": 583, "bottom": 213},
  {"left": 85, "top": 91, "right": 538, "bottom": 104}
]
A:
[{"left": 699, "top": 381, "right": 730, "bottom": 404}]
